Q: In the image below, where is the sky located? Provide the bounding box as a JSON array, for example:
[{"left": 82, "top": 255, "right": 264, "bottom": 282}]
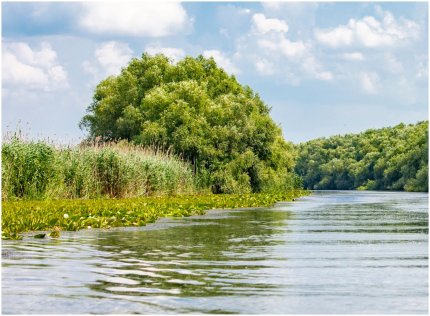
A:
[{"left": 2, "top": 1, "right": 428, "bottom": 144}]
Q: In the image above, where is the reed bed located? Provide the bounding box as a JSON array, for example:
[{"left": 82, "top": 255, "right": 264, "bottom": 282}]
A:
[
  {"left": 2, "top": 137, "right": 197, "bottom": 200},
  {"left": 2, "top": 191, "right": 309, "bottom": 239}
]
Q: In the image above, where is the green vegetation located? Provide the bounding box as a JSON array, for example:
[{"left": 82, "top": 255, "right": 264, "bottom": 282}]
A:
[
  {"left": 3, "top": 53, "right": 427, "bottom": 242},
  {"left": 295, "top": 121, "right": 428, "bottom": 192},
  {"left": 2, "top": 191, "right": 309, "bottom": 239},
  {"left": 80, "top": 54, "right": 300, "bottom": 194},
  {"left": 2, "top": 136, "right": 197, "bottom": 201}
]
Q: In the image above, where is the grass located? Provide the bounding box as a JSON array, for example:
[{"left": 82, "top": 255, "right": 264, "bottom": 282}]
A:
[
  {"left": 2, "top": 136, "right": 198, "bottom": 200},
  {"left": 2, "top": 191, "right": 310, "bottom": 239}
]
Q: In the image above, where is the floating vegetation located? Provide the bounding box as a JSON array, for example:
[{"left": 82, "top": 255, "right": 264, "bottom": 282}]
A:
[
  {"left": 49, "top": 227, "right": 61, "bottom": 238},
  {"left": 2, "top": 191, "right": 309, "bottom": 240}
]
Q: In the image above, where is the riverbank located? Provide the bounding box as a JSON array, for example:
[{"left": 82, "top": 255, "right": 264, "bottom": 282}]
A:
[{"left": 2, "top": 190, "right": 309, "bottom": 240}]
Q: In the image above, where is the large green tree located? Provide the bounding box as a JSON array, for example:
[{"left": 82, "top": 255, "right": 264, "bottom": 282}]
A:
[{"left": 80, "top": 54, "right": 299, "bottom": 193}]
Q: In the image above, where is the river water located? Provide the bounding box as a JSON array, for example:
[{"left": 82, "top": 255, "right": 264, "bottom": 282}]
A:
[{"left": 2, "top": 191, "right": 428, "bottom": 314}]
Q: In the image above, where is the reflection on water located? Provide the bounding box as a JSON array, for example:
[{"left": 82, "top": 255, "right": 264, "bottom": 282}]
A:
[{"left": 2, "top": 191, "right": 428, "bottom": 314}]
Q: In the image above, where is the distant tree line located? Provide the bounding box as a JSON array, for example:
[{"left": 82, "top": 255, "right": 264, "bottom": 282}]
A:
[{"left": 295, "top": 121, "right": 428, "bottom": 192}]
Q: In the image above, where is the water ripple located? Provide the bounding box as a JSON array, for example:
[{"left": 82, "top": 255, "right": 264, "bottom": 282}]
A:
[{"left": 2, "top": 191, "right": 428, "bottom": 314}]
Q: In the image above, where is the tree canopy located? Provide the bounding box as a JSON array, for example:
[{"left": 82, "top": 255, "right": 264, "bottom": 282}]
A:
[
  {"left": 80, "top": 54, "right": 299, "bottom": 193},
  {"left": 295, "top": 121, "right": 428, "bottom": 192}
]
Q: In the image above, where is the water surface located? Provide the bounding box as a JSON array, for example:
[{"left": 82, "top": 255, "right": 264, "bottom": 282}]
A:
[{"left": 2, "top": 191, "right": 428, "bottom": 314}]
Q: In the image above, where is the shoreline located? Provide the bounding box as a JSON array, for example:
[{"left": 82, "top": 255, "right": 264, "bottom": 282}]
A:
[{"left": 2, "top": 190, "right": 310, "bottom": 240}]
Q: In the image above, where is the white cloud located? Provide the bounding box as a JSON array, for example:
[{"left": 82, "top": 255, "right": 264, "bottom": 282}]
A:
[
  {"left": 233, "top": 11, "right": 332, "bottom": 83},
  {"left": 255, "top": 58, "right": 275, "bottom": 75},
  {"left": 261, "top": 2, "right": 283, "bottom": 11},
  {"left": 252, "top": 13, "right": 288, "bottom": 34},
  {"left": 145, "top": 46, "right": 185, "bottom": 63},
  {"left": 315, "top": 25, "right": 353, "bottom": 47},
  {"left": 302, "top": 56, "right": 334, "bottom": 81},
  {"left": 83, "top": 41, "right": 133, "bottom": 84},
  {"left": 2, "top": 42, "right": 68, "bottom": 91},
  {"left": 80, "top": 2, "right": 191, "bottom": 37},
  {"left": 315, "top": 10, "right": 419, "bottom": 48},
  {"left": 342, "top": 52, "right": 364, "bottom": 61},
  {"left": 251, "top": 32, "right": 331, "bottom": 81},
  {"left": 3, "top": 52, "right": 48, "bottom": 86},
  {"left": 203, "top": 50, "right": 239, "bottom": 75},
  {"left": 360, "top": 72, "right": 379, "bottom": 94},
  {"left": 261, "top": 2, "right": 319, "bottom": 37},
  {"left": 280, "top": 38, "right": 307, "bottom": 58},
  {"left": 257, "top": 36, "right": 307, "bottom": 59},
  {"left": 95, "top": 41, "right": 132, "bottom": 75}
]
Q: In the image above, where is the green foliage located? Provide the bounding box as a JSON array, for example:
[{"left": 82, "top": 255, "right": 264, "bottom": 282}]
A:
[
  {"left": 2, "top": 137, "right": 56, "bottom": 199},
  {"left": 80, "top": 54, "right": 299, "bottom": 193},
  {"left": 295, "top": 121, "right": 428, "bottom": 192},
  {"left": 2, "top": 190, "right": 310, "bottom": 239},
  {"left": 2, "top": 137, "right": 197, "bottom": 200}
]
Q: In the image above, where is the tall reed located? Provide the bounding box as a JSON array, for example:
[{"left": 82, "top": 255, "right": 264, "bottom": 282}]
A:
[{"left": 2, "top": 137, "right": 197, "bottom": 200}]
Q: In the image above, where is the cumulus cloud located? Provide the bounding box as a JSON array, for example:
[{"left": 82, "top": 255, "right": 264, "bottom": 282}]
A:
[
  {"left": 252, "top": 13, "right": 288, "bottom": 34},
  {"left": 261, "top": 2, "right": 283, "bottom": 11},
  {"left": 145, "top": 46, "right": 185, "bottom": 63},
  {"left": 315, "top": 10, "right": 419, "bottom": 48},
  {"left": 250, "top": 14, "right": 308, "bottom": 60},
  {"left": 255, "top": 58, "right": 275, "bottom": 75},
  {"left": 80, "top": 2, "right": 191, "bottom": 37},
  {"left": 83, "top": 41, "right": 133, "bottom": 83},
  {"left": 237, "top": 13, "right": 332, "bottom": 82},
  {"left": 258, "top": 36, "right": 307, "bottom": 59},
  {"left": 95, "top": 41, "right": 132, "bottom": 75},
  {"left": 315, "top": 25, "right": 353, "bottom": 47},
  {"left": 261, "top": 2, "right": 319, "bottom": 37},
  {"left": 203, "top": 50, "right": 239, "bottom": 75},
  {"left": 302, "top": 56, "right": 334, "bottom": 81},
  {"left": 3, "top": 42, "right": 68, "bottom": 91}
]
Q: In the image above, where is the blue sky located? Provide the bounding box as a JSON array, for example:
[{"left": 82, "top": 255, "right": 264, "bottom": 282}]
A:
[{"left": 2, "top": 1, "right": 428, "bottom": 144}]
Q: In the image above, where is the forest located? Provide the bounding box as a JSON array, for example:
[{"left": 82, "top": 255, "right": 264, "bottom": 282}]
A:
[
  {"left": 79, "top": 53, "right": 428, "bottom": 194},
  {"left": 295, "top": 121, "right": 428, "bottom": 192}
]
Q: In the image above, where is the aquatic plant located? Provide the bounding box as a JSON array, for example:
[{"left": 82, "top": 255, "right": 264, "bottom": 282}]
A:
[
  {"left": 49, "top": 226, "right": 61, "bottom": 238},
  {"left": 2, "top": 137, "right": 197, "bottom": 200},
  {"left": 2, "top": 191, "right": 309, "bottom": 239}
]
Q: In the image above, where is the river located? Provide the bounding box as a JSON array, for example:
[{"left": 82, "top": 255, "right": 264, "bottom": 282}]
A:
[{"left": 2, "top": 191, "right": 428, "bottom": 314}]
